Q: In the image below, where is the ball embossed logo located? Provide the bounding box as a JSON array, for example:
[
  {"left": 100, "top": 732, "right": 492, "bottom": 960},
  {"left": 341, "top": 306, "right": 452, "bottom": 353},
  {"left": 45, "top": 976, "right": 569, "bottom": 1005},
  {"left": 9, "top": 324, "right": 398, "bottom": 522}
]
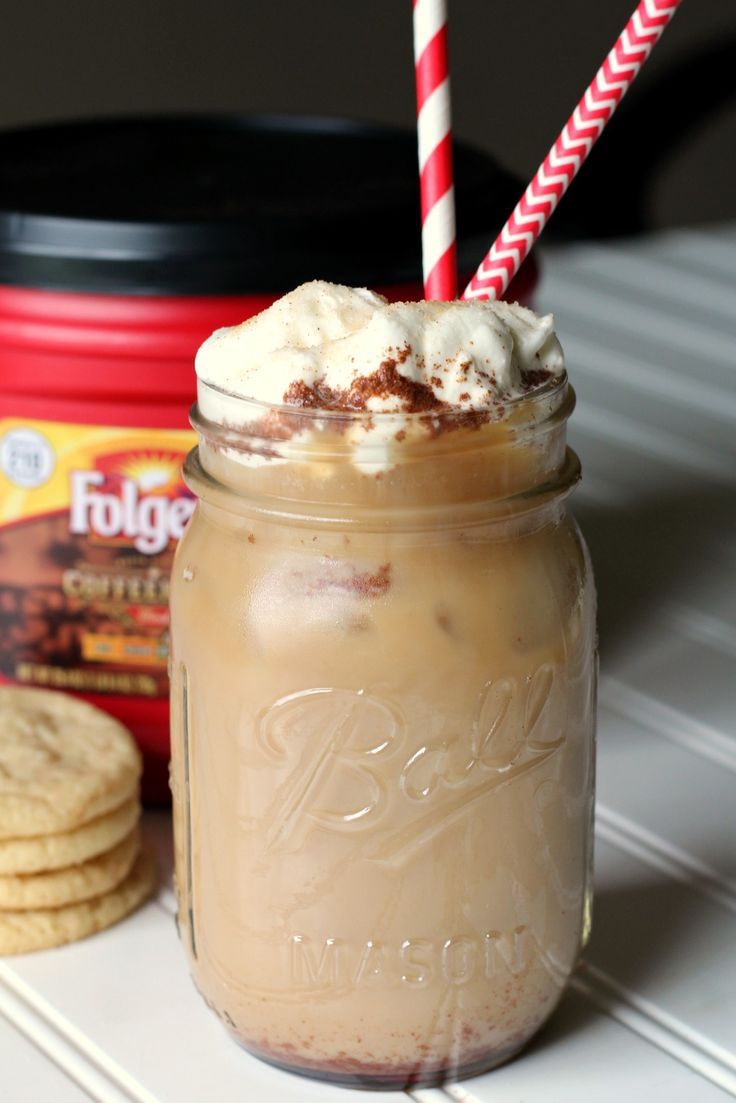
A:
[
  {"left": 257, "top": 688, "right": 401, "bottom": 854},
  {"left": 256, "top": 664, "right": 565, "bottom": 863}
]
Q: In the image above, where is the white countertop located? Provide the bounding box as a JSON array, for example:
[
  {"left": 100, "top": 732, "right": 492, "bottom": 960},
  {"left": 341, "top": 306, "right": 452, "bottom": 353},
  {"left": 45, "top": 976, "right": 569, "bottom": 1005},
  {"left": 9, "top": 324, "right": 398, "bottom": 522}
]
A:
[{"left": 2, "top": 224, "right": 735, "bottom": 1102}]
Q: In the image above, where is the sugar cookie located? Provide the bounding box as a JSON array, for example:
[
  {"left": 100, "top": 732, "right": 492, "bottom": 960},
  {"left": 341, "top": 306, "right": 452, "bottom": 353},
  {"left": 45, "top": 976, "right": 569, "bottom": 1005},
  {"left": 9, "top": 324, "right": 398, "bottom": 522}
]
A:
[
  {"left": 0, "top": 798, "right": 140, "bottom": 876},
  {"left": 0, "top": 828, "right": 140, "bottom": 910},
  {"left": 0, "top": 846, "right": 155, "bottom": 955},
  {"left": 0, "top": 687, "right": 141, "bottom": 839}
]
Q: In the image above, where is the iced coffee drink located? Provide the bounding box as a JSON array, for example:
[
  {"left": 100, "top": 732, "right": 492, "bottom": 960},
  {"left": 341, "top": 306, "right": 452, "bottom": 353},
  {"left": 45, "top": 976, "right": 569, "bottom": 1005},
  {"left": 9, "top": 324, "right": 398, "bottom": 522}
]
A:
[{"left": 169, "top": 283, "right": 596, "bottom": 1088}]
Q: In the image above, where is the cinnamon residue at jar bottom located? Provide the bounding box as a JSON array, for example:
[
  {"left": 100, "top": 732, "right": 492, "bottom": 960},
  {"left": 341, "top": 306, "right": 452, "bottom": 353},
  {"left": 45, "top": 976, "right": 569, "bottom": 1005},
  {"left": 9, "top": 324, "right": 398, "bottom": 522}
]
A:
[{"left": 196, "top": 969, "right": 561, "bottom": 1088}]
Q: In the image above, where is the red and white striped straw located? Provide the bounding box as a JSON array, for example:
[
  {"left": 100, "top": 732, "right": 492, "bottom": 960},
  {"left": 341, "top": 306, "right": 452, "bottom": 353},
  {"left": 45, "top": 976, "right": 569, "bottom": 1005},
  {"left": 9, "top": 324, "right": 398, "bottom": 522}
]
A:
[
  {"left": 413, "top": 0, "right": 457, "bottom": 301},
  {"left": 463, "top": 0, "right": 683, "bottom": 302}
]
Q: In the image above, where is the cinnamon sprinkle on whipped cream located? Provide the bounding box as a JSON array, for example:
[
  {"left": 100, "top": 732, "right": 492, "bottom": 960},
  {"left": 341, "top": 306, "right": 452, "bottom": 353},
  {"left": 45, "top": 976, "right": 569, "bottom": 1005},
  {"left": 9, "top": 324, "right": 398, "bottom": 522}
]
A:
[
  {"left": 194, "top": 281, "right": 566, "bottom": 470},
  {"left": 195, "top": 281, "right": 565, "bottom": 413}
]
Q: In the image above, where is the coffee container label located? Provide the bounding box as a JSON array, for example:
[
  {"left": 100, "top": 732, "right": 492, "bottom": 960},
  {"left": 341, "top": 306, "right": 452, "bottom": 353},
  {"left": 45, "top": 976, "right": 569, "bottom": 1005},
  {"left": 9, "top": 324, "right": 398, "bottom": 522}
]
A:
[{"left": 0, "top": 417, "right": 195, "bottom": 698}]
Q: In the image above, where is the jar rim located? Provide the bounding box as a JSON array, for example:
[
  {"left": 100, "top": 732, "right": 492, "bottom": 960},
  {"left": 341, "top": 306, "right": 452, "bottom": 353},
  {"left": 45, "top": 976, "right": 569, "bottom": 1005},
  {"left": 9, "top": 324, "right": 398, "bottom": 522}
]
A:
[
  {"left": 190, "top": 371, "right": 574, "bottom": 482},
  {"left": 194, "top": 370, "right": 569, "bottom": 430}
]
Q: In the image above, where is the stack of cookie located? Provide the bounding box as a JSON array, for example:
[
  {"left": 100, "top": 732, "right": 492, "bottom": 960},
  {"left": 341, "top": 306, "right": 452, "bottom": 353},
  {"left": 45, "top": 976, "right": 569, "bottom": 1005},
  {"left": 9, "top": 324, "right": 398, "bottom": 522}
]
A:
[{"left": 0, "top": 687, "right": 155, "bottom": 955}]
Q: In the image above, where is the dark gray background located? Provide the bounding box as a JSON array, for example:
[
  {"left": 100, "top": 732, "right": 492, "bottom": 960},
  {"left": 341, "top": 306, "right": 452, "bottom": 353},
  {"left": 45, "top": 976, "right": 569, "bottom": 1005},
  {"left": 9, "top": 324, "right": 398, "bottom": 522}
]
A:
[{"left": 1, "top": 0, "right": 734, "bottom": 229}]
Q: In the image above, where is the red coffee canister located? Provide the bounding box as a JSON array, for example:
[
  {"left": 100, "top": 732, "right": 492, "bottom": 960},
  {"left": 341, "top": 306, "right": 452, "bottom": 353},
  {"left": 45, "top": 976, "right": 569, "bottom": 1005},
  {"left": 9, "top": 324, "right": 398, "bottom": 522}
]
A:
[{"left": 0, "top": 115, "right": 536, "bottom": 802}]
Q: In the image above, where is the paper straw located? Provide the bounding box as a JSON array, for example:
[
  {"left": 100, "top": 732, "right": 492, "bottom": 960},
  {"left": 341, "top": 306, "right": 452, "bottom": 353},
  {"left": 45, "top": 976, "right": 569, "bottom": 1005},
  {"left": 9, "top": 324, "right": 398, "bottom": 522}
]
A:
[
  {"left": 413, "top": 0, "right": 457, "bottom": 300},
  {"left": 463, "top": 0, "right": 684, "bottom": 302}
]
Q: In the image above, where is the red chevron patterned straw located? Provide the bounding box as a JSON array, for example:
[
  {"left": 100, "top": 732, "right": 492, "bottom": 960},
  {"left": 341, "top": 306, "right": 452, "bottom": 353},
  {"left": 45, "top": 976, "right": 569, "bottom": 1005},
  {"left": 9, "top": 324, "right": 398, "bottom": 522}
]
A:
[
  {"left": 463, "top": 0, "right": 683, "bottom": 302},
  {"left": 413, "top": 0, "right": 457, "bottom": 301}
]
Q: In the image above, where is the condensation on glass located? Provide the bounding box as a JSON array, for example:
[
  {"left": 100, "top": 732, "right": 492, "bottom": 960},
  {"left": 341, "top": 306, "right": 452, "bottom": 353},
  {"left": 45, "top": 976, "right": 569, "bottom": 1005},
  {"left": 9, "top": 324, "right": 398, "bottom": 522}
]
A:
[{"left": 169, "top": 376, "right": 597, "bottom": 1090}]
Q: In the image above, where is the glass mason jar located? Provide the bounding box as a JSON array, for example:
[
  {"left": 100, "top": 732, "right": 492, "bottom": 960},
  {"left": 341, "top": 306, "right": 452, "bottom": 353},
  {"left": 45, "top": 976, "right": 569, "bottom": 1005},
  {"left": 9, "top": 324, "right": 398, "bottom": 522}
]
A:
[{"left": 169, "top": 373, "right": 596, "bottom": 1089}]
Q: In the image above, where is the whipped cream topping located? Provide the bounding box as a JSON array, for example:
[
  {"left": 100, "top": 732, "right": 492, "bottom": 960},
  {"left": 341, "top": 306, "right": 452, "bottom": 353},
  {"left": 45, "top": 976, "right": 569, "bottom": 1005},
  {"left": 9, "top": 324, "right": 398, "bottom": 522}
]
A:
[
  {"left": 196, "top": 281, "right": 564, "bottom": 414},
  {"left": 195, "top": 282, "right": 566, "bottom": 471}
]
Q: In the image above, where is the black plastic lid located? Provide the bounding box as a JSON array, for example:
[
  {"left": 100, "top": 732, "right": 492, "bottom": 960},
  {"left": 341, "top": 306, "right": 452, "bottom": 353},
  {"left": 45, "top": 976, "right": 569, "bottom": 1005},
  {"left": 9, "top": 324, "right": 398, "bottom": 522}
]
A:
[{"left": 0, "top": 114, "right": 521, "bottom": 296}]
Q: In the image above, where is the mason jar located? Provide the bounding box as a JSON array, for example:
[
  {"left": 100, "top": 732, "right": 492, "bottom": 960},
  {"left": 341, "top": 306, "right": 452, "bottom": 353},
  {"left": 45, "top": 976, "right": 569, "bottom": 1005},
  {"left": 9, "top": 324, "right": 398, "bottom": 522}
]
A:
[{"left": 169, "top": 373, "right": 596, "bottom": 1089}]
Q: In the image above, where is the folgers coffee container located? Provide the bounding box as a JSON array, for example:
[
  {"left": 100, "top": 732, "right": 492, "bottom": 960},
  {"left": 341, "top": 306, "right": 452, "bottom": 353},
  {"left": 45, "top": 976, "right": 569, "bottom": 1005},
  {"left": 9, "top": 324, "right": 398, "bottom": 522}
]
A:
[{"left": 0, "top": 114, "right": 536, "bottom": 802}]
